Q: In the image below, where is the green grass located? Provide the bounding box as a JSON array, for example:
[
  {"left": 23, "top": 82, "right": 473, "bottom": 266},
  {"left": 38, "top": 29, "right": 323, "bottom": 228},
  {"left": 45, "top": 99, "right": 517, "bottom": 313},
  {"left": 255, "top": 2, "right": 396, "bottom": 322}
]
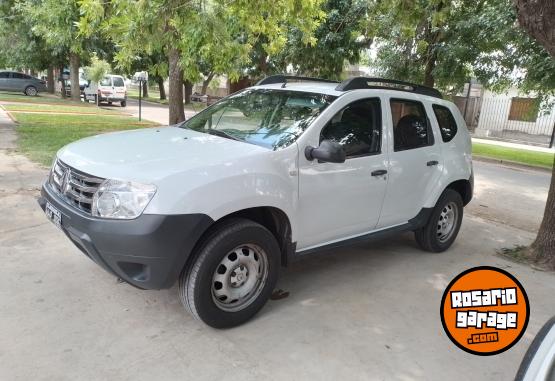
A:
[
  {"left": 0, "top": 91, "right": 79, "bottom": 104},
  {"left": 3, "top": 103, "right": 126, "bottom": 114},
  {"left": 473, "top": 142, "right": 554, "bottom": 169},
  {"left": 14, "top": 113, "right": 157, "bottom": 166}
]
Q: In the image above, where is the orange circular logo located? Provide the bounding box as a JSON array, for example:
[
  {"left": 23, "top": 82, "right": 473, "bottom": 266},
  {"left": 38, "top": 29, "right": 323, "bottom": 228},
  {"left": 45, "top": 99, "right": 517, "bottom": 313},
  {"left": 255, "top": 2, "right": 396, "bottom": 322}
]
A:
[{"left": 440, "top": 266, "right": 529, "bottom": 356}]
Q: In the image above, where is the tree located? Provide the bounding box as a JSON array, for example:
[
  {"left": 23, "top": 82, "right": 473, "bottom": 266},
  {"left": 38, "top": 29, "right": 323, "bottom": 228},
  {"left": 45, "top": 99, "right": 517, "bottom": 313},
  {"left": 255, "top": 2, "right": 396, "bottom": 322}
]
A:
[
  {"left": 368, "top": 0, "right": 555, "bottom": 94},
  {"left": 79, "top": 0, "right": 325, "bottom": 124},
  {"left": 276, "top": 0, "right": 368, "bottom": 80},
  {"left": 0, "top": 0, "right": 61, "bottom": 91},
  {"left": 23, "top": 0, "right": 93, "bottom": 101},
  {"left": 513, "top": 0, "right": 555, "bottom": 269}
]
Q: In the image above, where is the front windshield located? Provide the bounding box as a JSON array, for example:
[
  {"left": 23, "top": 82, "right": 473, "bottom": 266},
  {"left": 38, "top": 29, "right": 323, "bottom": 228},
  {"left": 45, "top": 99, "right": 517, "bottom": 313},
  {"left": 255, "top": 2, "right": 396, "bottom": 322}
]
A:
[{"left": 180, "top": 89, "right": 337, "bottom": 149}]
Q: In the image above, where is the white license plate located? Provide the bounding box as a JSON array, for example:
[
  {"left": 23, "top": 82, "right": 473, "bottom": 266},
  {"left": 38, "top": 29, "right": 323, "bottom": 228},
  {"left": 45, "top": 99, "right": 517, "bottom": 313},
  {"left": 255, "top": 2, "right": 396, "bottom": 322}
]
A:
[{"left": 45, "top": 201, "right": 62, "bottom": 229}]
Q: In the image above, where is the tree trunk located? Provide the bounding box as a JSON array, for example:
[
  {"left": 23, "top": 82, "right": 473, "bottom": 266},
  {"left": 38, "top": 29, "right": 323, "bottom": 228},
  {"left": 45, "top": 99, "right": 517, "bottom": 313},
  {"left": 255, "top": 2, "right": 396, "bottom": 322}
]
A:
[
  {"left": 59, "top": 65, "right": 67, "bottom": 98},
  {"left": 514, "top": 0, "right": 555, "bottom": 269},
  {"left": 423, "top": 47, "right": 437, "bottom": 88},
  {"left": 142, "top": 80, "right": 149, "bottom": 98},
  {"left": 201, "top": 72, "right": 215, "bottom": 95},
  {"left": 530, "top": 155, "right": 555, "bottom": 268},
  {"left": 69, "top": 53, "right": 81, "bottom": 102},
  {"left": 184, "top": 80, "right": 193, "bottom": 104},
  {"left": 157, "top": 76, "right": 166, "bottom": 100},
  {"left": 168, "top": 48, "right": 185, "bottom": 124},
  {"left": 515, "top": 0, "right": 555, "bottom": 57},
  {"left": 46, "top": 66, "right": 55, "bottom": 94}
]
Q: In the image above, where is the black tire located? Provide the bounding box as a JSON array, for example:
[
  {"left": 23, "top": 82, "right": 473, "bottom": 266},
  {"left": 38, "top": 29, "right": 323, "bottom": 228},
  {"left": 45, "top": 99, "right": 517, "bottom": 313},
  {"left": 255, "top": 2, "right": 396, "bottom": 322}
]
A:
[
  {"left": 120, "top": 100, "right": 126, "bottom": 107},
  {"left": 108, "top": 101, "right": 112, "bottom": 105},
  {"left": 178, "top": 218, "right": 280, "bottom": 328},
  {"left": 414, "top": 189, "right": 463, "bottom": 253},
  {"left": 24, "top": 86, "right": 37, "bottom": 96}
]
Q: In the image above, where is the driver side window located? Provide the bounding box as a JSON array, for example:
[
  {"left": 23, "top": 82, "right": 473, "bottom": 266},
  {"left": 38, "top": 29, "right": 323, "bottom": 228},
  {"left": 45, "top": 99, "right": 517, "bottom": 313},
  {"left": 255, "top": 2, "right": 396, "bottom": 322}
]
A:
[{"left": 320, "top": 98, "right": 381, "bottom": 159}]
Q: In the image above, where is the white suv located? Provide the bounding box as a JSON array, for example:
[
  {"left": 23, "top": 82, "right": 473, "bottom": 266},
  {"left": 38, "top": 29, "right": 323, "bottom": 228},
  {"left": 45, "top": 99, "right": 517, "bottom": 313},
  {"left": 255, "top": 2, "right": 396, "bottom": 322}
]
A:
[{"left": 39, "top": 76, "right": 473, "bottom": 328}]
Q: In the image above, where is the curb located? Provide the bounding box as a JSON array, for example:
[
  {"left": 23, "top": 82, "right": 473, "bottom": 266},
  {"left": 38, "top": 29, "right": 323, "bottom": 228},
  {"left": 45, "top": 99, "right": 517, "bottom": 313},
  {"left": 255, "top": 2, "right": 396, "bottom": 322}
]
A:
[{"left": 473, "top": 155, "right": 552, "bottom": 173}]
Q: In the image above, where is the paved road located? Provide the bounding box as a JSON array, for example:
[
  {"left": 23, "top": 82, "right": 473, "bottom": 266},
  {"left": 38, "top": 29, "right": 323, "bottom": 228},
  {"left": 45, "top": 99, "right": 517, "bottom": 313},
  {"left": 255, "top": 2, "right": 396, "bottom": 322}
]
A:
[
  {"left": 123, "top": 98, "right": 198, "bottom": 125},
  {"left": 0, "top": 111, "right": 554, "bottom": 380},
  {"left": 469, "top": 161, "right": 550, "bottom": 232}
]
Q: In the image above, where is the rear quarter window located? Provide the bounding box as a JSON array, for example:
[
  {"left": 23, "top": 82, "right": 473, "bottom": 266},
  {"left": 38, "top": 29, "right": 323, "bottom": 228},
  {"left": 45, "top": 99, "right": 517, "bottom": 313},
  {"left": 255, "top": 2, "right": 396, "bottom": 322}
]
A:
[{"left": 433, "top": 105, "right": 458, "bottom": 142}]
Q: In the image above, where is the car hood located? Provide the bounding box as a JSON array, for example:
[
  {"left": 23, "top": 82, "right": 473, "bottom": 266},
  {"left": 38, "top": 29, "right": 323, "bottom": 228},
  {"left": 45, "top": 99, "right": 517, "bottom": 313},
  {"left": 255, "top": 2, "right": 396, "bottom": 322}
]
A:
[{"left": 57, "top": 126, "right": 270, "bottom": 183}]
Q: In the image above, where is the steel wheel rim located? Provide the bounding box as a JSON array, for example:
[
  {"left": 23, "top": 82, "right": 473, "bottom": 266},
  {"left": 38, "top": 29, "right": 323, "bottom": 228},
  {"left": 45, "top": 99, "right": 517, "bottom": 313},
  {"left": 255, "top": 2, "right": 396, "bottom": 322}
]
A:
[
  {"left": 211, "top": 244, "right": 269, "bottom": 312},
  {"left": 437, "top": 201, "right": 458, "bottom": 243}
]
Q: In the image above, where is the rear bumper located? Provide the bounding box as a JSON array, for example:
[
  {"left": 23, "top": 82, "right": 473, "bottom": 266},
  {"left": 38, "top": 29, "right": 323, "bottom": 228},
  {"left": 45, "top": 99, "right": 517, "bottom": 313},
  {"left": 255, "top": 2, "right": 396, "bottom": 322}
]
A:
[{"left": 39, "top": 182, "right": 213, "bottom": 289}]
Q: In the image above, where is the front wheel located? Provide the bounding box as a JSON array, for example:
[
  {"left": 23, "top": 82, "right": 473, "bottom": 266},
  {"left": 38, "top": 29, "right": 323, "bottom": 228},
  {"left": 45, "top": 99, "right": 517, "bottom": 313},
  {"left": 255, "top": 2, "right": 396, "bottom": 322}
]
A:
[
  {"left": 120, "top": 100, "right": 126, "bottom": 107},
  {"left": 179, "top": 218, "right": 280, "bottom": 328},
  {"left": 414, "top": 189, "right": 463, "bottom": 252}
]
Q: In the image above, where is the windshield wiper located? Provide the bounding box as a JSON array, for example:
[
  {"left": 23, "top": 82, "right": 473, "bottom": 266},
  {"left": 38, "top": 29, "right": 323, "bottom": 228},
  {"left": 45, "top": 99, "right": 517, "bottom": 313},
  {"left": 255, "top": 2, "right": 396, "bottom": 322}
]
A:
[{"left": 204, "top": 129, "right": 243, "bottom": 142}]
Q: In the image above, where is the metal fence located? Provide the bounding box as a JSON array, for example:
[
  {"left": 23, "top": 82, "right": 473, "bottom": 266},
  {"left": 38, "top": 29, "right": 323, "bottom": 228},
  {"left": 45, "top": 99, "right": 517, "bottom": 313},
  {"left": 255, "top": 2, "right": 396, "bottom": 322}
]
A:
[{"left": 459, "top": 97, "right": 555, "bottom": 147}]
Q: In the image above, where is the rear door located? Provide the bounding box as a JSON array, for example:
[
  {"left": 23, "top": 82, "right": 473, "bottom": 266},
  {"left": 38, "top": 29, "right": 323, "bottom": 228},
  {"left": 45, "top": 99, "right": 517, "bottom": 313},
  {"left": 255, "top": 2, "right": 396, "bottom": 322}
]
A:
[
  {"left": 98, "top": 76, "right": 112, "bottom": 97},
  {"left": 112, "top": 76, "right": 126, "bottom": 99},
  {"left": 377, "top": 97, "right": 443, "bottom": 228}
]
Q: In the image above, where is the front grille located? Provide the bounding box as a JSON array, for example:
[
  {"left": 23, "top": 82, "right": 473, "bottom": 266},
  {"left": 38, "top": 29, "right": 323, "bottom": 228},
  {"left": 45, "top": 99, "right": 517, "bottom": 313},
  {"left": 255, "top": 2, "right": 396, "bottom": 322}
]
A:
[{"left": 50, "top": 159, "right": 105, "bottom": 214}]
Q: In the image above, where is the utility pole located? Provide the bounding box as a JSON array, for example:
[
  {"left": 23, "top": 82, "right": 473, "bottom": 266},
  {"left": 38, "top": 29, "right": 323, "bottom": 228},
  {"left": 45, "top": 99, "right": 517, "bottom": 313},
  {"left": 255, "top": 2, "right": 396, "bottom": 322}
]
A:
[{"left": 138, "top": 79, "right": 142, "bottom": 122}]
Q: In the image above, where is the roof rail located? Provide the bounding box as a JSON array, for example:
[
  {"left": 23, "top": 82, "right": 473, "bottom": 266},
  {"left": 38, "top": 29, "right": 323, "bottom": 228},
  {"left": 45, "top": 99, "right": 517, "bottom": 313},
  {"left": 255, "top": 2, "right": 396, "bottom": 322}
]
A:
[
  {"left": 256, "top": 75, "right": 339, "bottom": 86},
  {"left": 335, "top": 77, "right": 442, "bottom": 99}
]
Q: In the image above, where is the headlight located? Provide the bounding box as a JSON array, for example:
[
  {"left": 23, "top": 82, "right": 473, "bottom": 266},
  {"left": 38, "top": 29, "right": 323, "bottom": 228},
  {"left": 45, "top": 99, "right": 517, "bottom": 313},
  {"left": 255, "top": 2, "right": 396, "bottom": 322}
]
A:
[{"left": 92, "top": 179, "right": 156, "bottom": 219}]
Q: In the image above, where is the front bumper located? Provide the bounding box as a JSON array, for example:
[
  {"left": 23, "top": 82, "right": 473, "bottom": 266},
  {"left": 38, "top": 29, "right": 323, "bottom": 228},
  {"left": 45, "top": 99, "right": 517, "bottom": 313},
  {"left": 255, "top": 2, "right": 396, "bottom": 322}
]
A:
[{"left": 39, "top": 182, "right": 213, "bottom": 289}]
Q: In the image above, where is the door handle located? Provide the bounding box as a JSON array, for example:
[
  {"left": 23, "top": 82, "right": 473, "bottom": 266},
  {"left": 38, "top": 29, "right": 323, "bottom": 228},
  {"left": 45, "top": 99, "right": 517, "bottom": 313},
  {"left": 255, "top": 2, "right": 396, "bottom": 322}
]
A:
[
  {"left": 371, "top": 169, "right": 388, "bottom": 176},
  {"left": 427, "top": 160, "right": 439, "bottom": 166}
]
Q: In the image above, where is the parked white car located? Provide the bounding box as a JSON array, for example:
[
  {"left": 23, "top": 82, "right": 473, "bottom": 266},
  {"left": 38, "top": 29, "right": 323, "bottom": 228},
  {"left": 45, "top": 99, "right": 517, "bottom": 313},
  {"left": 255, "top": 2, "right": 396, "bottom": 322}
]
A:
[
  {"left": 39, "top": 75, "right": 473, "bottom": 328},
  {"left": 84, "top": 74, "right": 127, "bottom": 106}
]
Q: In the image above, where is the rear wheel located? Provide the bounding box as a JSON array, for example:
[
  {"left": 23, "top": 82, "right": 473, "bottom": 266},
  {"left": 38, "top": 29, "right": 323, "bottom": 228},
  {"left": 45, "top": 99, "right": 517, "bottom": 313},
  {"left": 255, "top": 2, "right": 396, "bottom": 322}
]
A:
[
  {"left": 179, "top": 218, "right": 280, "bottom": 328},
  {"left": 24, "top": 86, "right": 37, "bottom": 96},
  {"left": 414, "top": 189, "right": 463, "bottom": 252},
  {"left": 120, "top": 100, "right": 126, "bottom": 107}
]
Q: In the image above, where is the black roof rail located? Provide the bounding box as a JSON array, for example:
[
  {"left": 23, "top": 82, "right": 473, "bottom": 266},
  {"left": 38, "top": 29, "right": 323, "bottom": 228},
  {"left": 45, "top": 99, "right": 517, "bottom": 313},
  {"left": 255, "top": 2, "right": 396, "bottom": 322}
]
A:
[
  {"left": 256, "top": 75, "right": 339, "bottom": 86},
  {"left": 335, "top": 77, "right": 442, "bottom": 99}
]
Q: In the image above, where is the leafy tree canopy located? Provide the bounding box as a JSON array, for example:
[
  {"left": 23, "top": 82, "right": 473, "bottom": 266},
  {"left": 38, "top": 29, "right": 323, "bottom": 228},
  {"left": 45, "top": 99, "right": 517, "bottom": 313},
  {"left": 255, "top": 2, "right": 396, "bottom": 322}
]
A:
[
  {"left": 367, "top": 0, "right": 555, "bottom": 95},
  {"left": 276, "top": 0, "right": 369, "bottom": 80},
  {"left": 79, "top": 0, "right": 325, "bottom": 82}
]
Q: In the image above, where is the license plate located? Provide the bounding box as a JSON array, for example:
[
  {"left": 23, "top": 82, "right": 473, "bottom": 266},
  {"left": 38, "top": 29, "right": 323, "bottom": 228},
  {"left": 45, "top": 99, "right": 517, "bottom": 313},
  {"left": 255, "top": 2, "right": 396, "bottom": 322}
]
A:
[{"left": 45, "top": 201, "right": 62, "bottom": 229}]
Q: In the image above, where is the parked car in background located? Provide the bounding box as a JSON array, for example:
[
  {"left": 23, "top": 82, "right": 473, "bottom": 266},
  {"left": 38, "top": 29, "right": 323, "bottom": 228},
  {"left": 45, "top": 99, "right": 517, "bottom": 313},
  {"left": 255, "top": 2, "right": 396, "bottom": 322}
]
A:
[
  {"left": 84, "top": 74, "right": 127, "bottom": 107},
  {"left": 0, "top": 70, "right": 47, "bottom": 96}
]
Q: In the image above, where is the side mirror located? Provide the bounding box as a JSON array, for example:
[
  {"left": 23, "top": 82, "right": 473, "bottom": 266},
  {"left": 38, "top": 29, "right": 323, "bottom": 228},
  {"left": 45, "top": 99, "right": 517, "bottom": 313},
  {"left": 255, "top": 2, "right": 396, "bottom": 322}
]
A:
[
  {"left": 515, "top": 316, "right": 555, "bottom": 381},
  {"left": 305, "top": 139, "right": 346, "bottom": 163}
]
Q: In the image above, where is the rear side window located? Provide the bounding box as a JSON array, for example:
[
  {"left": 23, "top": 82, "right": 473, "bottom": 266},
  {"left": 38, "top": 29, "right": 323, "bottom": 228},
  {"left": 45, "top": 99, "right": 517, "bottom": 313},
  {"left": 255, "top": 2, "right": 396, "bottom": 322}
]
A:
[
  {"left": 0, "top": 72, "right": 9, "bottom": 78},
  {"left": 391, "top": 99, "right": 433, "bottom": 151},
  {"left": 433, "top": 105, "right": 458, "bottom": 142},
  {"left": 113, "top": 77, "right": 124, "bottom": 87},
  {"left": 12, "top": 73, "right": 30, "bottom": 79},
  {"left": 320, "top": 98, "right": 382, "bottom": 158}
]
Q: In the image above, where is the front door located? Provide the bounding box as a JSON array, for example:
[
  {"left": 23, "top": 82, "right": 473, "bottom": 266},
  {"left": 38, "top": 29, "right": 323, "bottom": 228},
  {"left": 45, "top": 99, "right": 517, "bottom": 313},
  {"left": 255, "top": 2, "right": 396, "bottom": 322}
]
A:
[
  {"left": 297, "top": 98, "right": 389, "bottom": 251},
  {"left": 378, "top": 97, "right": 443, "bottom": 228}
]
